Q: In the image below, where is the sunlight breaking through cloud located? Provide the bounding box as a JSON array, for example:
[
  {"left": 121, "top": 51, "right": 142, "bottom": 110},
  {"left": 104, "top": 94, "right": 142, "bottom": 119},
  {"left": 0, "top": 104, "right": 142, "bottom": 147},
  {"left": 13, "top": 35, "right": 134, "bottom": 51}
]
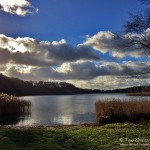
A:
[{"left": 0, "top": 32, "right": 150, "bottom": 89}]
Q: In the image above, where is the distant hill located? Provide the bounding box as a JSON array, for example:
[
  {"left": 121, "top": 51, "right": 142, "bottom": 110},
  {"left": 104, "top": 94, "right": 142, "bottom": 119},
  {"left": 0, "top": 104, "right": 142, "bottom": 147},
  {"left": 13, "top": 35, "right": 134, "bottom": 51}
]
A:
[
  {"left": 0, "top": 74, "right": 100, "bottom": 96},
  {"left": 0, "top": 74, "right": 150, "bottom": 96},
  {"left": 106, "top": 86, "right": 150, "bottom": 94}
]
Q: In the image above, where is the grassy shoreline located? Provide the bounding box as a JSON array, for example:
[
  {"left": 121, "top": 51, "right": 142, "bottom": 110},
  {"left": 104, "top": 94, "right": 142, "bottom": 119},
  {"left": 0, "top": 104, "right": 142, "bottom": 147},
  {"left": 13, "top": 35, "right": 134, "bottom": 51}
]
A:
[{"left": 0, "top": 121, "right": 150, "bottom": 150}]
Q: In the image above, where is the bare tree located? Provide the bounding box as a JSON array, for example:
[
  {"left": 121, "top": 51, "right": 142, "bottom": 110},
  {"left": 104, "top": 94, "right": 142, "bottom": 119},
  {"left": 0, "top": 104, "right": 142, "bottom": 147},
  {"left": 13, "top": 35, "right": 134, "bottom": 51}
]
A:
[
  {"left": 123, "top": 0, "right": 150, "bottom": 78},
  {"left": 124, "top": 1, "right": 150, "bottom": 53}
]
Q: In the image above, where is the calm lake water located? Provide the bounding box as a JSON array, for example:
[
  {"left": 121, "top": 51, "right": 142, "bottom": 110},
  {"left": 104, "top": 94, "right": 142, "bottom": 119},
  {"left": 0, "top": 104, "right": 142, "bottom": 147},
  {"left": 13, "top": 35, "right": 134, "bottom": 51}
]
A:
[{"left": 3, "top": 94, "right": 150, "bottom": 126}]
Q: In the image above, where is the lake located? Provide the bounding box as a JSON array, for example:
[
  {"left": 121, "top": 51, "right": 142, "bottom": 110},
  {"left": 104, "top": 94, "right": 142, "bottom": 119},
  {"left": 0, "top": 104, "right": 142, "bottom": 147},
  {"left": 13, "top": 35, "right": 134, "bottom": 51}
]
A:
[{"left": 3, "top": 94, "right": 150, "bottom": 126}]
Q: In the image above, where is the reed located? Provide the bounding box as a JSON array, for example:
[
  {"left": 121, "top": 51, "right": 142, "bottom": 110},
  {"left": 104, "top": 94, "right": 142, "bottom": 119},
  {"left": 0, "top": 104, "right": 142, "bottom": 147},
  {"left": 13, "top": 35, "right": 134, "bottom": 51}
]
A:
[
  {"left": 0, "top": 93, "right": 31, "bottom": 117},
  {"left": 95, "top": 99, "right": 150, "bottom": 124}
]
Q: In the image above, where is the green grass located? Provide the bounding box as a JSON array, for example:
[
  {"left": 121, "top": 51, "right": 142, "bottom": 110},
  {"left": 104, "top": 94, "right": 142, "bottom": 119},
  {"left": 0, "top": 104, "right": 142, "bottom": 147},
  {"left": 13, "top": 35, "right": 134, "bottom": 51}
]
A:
[{"left": 0, "top": 121, "right": 150, "bottom": 150}]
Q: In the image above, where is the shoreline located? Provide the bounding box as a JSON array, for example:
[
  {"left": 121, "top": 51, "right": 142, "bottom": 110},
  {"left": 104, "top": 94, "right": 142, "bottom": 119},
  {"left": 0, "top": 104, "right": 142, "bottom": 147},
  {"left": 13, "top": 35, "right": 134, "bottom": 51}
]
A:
[
  {"left": 0, "top": 123, "right": 98, "bottom": 129},
  {"left": 0, "top": 120, "right": 149, "bottom": 129}
]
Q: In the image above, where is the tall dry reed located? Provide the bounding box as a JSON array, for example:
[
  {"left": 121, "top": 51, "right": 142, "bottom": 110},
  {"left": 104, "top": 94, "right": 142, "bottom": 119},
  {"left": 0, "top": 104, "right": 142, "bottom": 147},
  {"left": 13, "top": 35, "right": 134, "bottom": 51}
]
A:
[
  {"left": 0, "top": 93, "right": 31, "bottom": 117},
  {"left": 95, "top": 99, "right": 150, "bottom": 124}
]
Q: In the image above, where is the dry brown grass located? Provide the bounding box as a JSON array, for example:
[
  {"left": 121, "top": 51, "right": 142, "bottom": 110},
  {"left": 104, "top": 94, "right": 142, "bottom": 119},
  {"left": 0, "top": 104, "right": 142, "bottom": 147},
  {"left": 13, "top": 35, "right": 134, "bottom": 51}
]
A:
[
  {"left": 95, "top": 99, "right": 150, "bottom": 124},
  {"left": 0, "top": 93, "right": 31, "bottom": 117},
  {"left": 127, "top": 92, "right": 150, "bottom": 96}
]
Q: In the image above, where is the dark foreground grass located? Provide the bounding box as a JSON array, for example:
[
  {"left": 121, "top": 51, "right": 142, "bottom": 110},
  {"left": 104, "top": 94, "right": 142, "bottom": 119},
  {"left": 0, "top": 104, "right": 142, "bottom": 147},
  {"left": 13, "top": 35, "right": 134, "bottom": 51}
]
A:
[
  {"left": 0, "top": 122, "right": 150, "bottom": 150},
  {"left": 95, "top": 99, "right": 150, "bottom": 124}
]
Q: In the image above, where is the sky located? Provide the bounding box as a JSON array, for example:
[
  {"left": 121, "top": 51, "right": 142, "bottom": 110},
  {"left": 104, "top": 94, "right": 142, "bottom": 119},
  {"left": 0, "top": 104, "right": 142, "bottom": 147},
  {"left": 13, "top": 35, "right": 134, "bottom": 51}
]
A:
[{"left": 0, "top": 0, "right": 150, "bottom": 90}]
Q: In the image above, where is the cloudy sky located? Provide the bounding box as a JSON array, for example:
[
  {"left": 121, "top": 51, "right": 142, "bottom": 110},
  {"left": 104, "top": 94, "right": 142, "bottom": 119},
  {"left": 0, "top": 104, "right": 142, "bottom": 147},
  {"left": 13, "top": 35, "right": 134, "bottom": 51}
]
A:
[{"left": 0, "top": 0, "right": 150, "bottom": 90}]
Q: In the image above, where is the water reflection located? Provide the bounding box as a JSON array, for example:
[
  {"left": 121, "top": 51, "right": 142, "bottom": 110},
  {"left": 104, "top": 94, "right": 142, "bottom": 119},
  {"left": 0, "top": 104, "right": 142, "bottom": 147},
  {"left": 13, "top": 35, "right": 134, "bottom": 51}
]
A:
[
  {"left": 53, "top": 115, "right": 73, "bottom": 125},
  {"left": 2, "top": 94, "right": 150, "bottom": 126},
  {"left": 52, "top": 113, "right": 95, "bottom": 125},
  {"left": 0, "top": 117, "right": 24, "bottom": 125},
  {"left": 0, "top": 104, "right": 31, "bottom": 125},
  {"left": 0, "top": 115, "right": 31, "bottom": 126}
]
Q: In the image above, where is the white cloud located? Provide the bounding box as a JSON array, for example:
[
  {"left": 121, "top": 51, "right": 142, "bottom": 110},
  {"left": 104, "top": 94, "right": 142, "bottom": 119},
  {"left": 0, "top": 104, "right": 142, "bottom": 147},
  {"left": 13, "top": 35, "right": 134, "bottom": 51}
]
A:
[
  {"left": 54, "top": 61, "right": 150, "bottom": 80},
  {"left": 1, "top": 33, "right": 150, "bottom": 90},
  {"left": 84, "top": 30, "right": 150, "bottom": 58},
  {"left": 3, "top": 61, "right": 150, "bottom": 90},
  {"left": 0, "top": 0, "right": 38, "bottom": 16},
  {"left": 68, "top": 76, "right": 150, "bottom": 90},
  {"left": 0, "top": 34, "right": 100, "bottom": 66}
]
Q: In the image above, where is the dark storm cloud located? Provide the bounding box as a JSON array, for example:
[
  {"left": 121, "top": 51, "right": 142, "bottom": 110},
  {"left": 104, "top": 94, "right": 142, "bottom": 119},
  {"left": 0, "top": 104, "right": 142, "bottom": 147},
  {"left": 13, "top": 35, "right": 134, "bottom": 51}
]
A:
[{"left": 5, "top": 61, "right": 150, "bottom": 81}]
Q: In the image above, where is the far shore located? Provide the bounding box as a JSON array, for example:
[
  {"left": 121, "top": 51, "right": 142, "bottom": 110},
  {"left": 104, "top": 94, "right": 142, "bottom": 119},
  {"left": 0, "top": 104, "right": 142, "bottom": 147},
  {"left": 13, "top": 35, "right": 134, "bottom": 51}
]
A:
[{"left": 127, "top": 92, "right": 150, "bottom": 96}]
